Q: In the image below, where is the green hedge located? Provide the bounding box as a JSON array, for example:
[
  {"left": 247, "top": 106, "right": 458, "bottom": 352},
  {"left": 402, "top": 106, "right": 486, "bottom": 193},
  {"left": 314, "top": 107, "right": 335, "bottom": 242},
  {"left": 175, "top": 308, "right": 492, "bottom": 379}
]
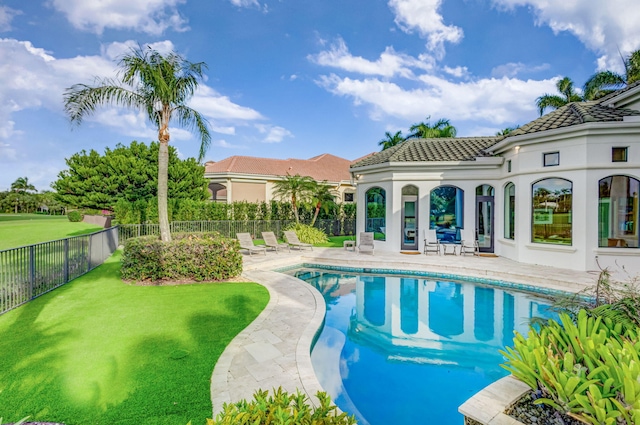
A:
[
  {"left": 121, "top": 232, "right": 242, "bottom": 282},
  {"left": 67, "top": 210, "right": 83, "bottom": 222}
]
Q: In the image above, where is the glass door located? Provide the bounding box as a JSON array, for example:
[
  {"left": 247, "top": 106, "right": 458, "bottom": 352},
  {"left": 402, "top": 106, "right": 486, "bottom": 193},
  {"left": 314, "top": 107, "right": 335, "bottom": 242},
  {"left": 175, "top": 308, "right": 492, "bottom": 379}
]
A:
[
  {"left": 476, "top": 196, "right": 494, "bottom": 252},
  {"left": 401, "top": 195, "right": 418, "bottom": 251}
]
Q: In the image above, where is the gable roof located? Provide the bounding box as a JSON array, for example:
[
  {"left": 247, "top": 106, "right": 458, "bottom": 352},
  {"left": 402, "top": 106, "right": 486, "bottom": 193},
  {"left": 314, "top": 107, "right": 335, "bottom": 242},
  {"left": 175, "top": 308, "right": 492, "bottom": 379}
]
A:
[
  {"left": 205, "top": 153, "right": 353, "bottom": 182},
  {"left": 506, "top": 101, "right": 640, "bottom": 138},
  {"left": 351, "top": 137, "right": 501, "bottom": 168},
  {"left": 595, "top": 80, "right": 640, "bottom": 105}
]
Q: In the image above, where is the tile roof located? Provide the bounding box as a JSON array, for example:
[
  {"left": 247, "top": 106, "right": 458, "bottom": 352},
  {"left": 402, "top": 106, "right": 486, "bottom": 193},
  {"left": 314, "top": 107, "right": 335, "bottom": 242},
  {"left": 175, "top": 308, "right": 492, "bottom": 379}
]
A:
[
  {"left": 507, "top": 101, "right": 640, "bottom": 138},
  {"left": 595, "top": 80, "right": 640, "bottom": 104},
  {"left": 351, "top": 137, "right": 501, "bottom": 168},
  {"left": 205, "top": 153, "right": 353, "bottom": 182}
]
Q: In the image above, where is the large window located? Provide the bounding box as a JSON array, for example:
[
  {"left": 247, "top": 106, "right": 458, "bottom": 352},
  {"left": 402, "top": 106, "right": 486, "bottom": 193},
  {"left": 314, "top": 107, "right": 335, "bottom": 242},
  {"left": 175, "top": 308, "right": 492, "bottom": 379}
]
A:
[
  {"left": 504, "top": 183, "right": 515, "bottom": 239},
  {"left": 598, "top": 176, "right": 639, "bottom": 248},
  {"left": 532, "top": 178, "right": 572, "bottom": 245},
  {"left": 366, "top": 187, "right": 386, "bottom": 241},
  {"left": 430, "top": 186, "right": 464, "bottom": 242}
]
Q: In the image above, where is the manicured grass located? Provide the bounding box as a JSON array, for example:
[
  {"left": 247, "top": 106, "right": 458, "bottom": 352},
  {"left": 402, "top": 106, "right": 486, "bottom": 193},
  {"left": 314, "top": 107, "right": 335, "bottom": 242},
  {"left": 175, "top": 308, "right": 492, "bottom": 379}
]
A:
[
  {"left": 0, "top": 214, "right": 103, "bottom": 250},
  {"left": 0, "top": 251, "right": 269, "bottom": 425},
  {"left": 252, "top": 235, "right": 355, "bottom": 248}
]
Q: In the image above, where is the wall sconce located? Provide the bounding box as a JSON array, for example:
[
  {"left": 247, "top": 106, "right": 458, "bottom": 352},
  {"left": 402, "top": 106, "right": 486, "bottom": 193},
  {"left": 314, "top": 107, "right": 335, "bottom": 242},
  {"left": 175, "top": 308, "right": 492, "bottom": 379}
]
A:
[{"left": 514, "top": 146, "right": 520, "bottom": 152}]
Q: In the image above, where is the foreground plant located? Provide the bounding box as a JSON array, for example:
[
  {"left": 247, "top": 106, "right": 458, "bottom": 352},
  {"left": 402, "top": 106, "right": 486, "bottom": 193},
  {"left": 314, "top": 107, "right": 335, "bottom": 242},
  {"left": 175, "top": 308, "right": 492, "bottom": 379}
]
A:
[
  {"left": 286, "top": 223, "right": 329, "bottom": 244},
  {"left": 209, "top": 387, "right": 356, "bottom": 424},
  {"left": 502, "top": 310, "right": 640, "bottom": 424}
]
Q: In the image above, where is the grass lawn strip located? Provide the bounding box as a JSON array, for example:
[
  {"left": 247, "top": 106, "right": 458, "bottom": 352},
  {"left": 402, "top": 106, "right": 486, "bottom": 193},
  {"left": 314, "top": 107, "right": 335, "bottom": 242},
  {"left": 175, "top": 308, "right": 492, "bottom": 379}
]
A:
[
  {"left": 0, "top": 214, "right": 103, "bottom": 251},
  {"left": 0, "top": 251, "right": 269, "bottom": 425}
]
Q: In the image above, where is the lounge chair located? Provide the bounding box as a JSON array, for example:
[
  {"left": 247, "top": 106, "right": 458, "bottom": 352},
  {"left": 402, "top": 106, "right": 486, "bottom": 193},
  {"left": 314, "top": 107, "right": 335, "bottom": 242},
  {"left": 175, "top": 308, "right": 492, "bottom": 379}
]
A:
[
  {"left": 423, "top": 229, "right": 440, "bottom": 255},
  {"left": 283, "top": 230, "right": 313, "bottom": 251},
  {"left": 261, "top": 231, "right": 290, "bottom": 253},
  {"left": 357, "top": 232, "right": 375, "bottom": 255},
  {"left": 460, "top": 228, "right": 479, "bottom": 256},
  {"left": 236, "top": 232, "right": 267, "bottom": 256}
]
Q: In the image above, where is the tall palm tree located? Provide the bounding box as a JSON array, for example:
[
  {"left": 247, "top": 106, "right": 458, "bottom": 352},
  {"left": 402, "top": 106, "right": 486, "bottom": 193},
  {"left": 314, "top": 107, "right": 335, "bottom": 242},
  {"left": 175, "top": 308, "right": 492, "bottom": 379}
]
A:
[
  {"left": 272, "top": 174, "right": 315, "bottom": 223},
  {"left": 583, "top": 49, "right": 640, "bottom": 100},
  {"left": 378, "top": 130, "right": 404, "bottom": 150},
  {"left": 64, "top": 47, "right": 211, "bottom": 242},
  {"left": 11, "top": 177, "right": 36, "bottom": 193},
  {"left": 407, "top": 116, "right": 457, "bottom": 139},
  {"left": 536, "top": 76, "right": 583, "bottom": 116},
  {"left": 495, "top": 126, "right": 519, "bottom": 136},
  {"left": 310, "top": 182, "right": 337, "bottom": 226}
]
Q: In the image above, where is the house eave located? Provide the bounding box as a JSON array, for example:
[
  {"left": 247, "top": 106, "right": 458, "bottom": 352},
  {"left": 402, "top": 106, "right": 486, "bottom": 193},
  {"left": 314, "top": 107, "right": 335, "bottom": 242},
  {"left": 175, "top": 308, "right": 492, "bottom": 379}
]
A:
[
  {"left": 350, "top": 157, "right": 504, "bottom": 174},
  {"left": 600, "top": 84, "right": 640, "bottom": 108}
]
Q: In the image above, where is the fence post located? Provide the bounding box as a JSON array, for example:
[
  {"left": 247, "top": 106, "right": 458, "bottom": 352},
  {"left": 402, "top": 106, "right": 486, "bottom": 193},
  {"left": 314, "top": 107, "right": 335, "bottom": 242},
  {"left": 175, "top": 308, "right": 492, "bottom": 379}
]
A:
[
  {"left": 64, "top": 239, "right": 69, "bottom": 283},
  {"left": 29, "top": 245, "right": 35, "bottom": 300},
  {"left": 88, "top": 234, "right": 92, "bottom": 271}
]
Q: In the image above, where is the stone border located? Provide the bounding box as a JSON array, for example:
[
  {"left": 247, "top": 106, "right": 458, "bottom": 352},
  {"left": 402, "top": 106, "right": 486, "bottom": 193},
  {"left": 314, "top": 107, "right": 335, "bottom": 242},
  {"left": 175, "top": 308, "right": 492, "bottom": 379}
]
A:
[{"left": 458, "top": 376, "right": 529, "bottom": 425}]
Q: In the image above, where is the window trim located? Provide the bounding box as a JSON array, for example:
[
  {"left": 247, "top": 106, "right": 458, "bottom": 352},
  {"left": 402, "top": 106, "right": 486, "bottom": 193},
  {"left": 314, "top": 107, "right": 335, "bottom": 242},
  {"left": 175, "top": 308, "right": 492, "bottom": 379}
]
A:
[
  {"left": 543, "top": 151, "right": 560, "bottom": 167},
  {"left": 612, "top": 146, "right": 628, "bottom": 163}
]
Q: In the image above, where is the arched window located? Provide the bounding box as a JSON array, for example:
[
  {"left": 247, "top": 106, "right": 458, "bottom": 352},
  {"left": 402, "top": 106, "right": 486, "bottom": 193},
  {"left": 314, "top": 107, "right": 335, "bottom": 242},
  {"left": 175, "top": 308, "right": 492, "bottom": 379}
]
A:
[
  {"left": 365, "top": 187, "right": 386, "bottom": 241},
  {"left": 598, "top": 175, "right": 639, "bottom": 248},
  {"left": 430, "top": 186, "right": 464, "bottom": 242},
  {"left": 531, "top": 178, "right": 572, "bottom": 245},
  {"left": 504, "top": 183, "right": 515, "bottom": 239}
]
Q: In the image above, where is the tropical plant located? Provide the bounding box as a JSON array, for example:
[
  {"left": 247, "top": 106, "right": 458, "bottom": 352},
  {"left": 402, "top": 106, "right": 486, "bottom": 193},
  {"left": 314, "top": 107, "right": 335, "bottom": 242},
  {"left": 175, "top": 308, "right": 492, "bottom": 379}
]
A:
[
  {"left": 536, "top": 76, "right": 584, "bottom": 116},
  {"left": 310, "top": 182, "right": 337, "bottom": 226},
  {"left": 272, "top": 174, "right": 315, "bottom": 223},
  {"left": 10, "top": 177, "right": 36, "bottom": 194},
  {"left": 209, "top": 387, "right": 357, "bottom": 425},
  {"left": 496, "top": 126, "right": 519, "bottom": 136},
  {"left": 64, "top": 46, "right": 211, "bottom": 242},
  {"left": 583, "top": 49, "right": 640, "bottom": 100},
  {"left": 285, "top": 223, "right": 329, "bottom": 244},
  {"left": 378, "top": 130, "right": 404, "bottom": 150},
  {"left": 406, "top": 116, "right": 457, "bottom": 139}
]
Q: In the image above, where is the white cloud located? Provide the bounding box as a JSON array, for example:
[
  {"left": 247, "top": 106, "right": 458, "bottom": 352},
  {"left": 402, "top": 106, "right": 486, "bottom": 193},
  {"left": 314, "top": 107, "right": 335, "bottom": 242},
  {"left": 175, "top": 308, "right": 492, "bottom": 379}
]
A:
[
  {"left": 0, "top": 141, "right": 17, "bottom": 160},
  {"left": 49, "top": 0, "right": 188, "bottom": 35},
  {"left": 191, "top": 86, "right": 264, "bottom": 121},
  {"left": 443, "top": 66, "right": 469, "bottom": 78},
  {"left": 0, "top": 6, "right": 21, "bottom": 32},
  {"left": 317, "top": 73, "right": 556, "bottom": 129},
  {"left": 101, "top": 40, "right": 176, "bottom": 61},
  {"left": 256, "top": 124, "right": 293, "bottom": 143},
  {"left": 490, "top": 62, "right": 551, "bottom": 78},
  {"left": 308, "top": 37, "right": 435, "bottom": 78},
  {"left": 388, "top": 0, "right": 463, "bottom": 57},
  {"left": 491, "top": 0, "right": 640, "bottom": 72},
  {"left": 229, "top": 0, "right": 260, "bottom": 7}
]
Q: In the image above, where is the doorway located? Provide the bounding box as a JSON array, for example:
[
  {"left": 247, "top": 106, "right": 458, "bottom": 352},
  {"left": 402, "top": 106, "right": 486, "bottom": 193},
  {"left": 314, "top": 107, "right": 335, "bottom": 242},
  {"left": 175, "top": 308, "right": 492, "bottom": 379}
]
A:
[
  {"left": 401, "top": 185, "right": 419, "bottom": 251},
  {"left": 476, "top": 185, "right": 495, "bottom": 253}
]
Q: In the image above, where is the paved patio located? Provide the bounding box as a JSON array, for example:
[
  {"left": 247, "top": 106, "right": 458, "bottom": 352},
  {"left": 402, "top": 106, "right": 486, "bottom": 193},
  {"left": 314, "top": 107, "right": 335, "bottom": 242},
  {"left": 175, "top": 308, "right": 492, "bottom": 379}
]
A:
[{"left": 210, "top": 247, "right": 599, "bottom": 416}]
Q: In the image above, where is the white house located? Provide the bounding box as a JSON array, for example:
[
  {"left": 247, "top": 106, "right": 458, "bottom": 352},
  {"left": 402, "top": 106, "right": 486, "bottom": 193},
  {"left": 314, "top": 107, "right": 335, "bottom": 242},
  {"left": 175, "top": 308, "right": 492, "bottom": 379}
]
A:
[{"left": 351, "top": 82, "right": 640, "bottom": 275}]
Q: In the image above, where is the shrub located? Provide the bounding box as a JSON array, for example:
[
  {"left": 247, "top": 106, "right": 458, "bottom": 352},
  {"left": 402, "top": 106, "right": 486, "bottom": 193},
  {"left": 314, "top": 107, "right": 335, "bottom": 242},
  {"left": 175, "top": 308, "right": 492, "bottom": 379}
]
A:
[
  {"left": 285, "top": 223, "right": 329, "bottom": 244},
  {"left": 121, "top": 232, "right": 242, "bottom": 282},
  {"left": 501, "top": 309, "right": 640, "bottom": 424},
  {"left": 67, "top": 210, "right": 83, "bottom": 222},
  {"left": 209, "top": 387, "right": 357, "bottom": 424}
]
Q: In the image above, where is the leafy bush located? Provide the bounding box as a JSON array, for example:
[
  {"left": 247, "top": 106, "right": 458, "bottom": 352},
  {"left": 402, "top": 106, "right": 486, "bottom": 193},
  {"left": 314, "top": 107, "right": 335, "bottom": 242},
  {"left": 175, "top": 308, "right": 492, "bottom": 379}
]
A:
[
  {"left": 502, "top": 309, "right": 640, "bottom": 425},
  {"left": 67, "top": 210, "right": 83, "bottom": 222},
  {"left": 121, "top": 232, "right": 242, "bottom": 282},
  {"left": 209, "top": 387, "right": 357, "bottom": 424},
  {"left": 285, "top": 223, "right": 329, "bottom": 244}
]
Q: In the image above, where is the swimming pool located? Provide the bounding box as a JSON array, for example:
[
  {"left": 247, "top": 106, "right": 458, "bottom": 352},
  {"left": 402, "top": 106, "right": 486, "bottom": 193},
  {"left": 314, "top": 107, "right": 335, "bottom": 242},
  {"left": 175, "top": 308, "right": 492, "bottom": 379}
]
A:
[{"left": 288, "top": 268, "right": 556, "bottom": 424}]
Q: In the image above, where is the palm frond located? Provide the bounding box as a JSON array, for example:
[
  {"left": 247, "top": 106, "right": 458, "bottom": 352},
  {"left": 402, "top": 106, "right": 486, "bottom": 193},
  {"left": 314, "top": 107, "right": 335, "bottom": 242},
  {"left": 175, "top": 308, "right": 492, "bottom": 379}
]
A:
[{"left": 174, "top": 105, "right": 212, "bottom": 161}]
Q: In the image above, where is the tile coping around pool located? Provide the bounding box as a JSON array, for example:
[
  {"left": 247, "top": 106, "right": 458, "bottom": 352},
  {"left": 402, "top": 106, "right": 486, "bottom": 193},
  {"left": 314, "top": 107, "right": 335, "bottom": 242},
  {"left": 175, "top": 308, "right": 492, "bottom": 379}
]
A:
[{"left": 211, "top": 250, "right": 596, "bottom": 420}]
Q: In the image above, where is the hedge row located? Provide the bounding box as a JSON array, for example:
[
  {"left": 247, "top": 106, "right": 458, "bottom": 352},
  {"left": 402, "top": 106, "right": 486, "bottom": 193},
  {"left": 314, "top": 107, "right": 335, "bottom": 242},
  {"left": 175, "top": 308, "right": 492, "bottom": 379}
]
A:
[
  {"left": 114, "top": 198, "right": 357, "bottom": 224},
  {"left": 121, "top": 232, "right": 242, "bottom": 282}
]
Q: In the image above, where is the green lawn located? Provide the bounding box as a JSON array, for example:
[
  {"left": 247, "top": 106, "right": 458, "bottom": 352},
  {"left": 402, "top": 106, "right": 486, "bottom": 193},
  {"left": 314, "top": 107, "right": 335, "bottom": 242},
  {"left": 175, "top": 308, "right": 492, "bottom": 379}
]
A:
[
  {"left": 0, "top": 251, "right": 269, "bottom": 425},
  {"left": 251, "top": 235, "right": 354, "bottom": 248},
  {"left": 0, "top": 214, "right": 103, "bottom": 250}
]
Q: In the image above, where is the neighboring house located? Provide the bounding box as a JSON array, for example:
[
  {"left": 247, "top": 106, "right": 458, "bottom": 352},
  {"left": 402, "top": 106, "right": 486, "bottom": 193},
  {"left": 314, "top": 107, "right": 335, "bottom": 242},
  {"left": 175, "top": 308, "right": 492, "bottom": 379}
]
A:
[
  {"left": 351, "top": 81, "right": 640, "bottom": 274},
  {"left": 204, "top": 153, "right": 357, "bottom": 204}
]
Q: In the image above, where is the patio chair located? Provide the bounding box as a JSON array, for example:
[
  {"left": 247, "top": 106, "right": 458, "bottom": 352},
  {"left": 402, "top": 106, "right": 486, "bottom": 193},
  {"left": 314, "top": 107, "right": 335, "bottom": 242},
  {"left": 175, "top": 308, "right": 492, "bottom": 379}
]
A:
[
  {"left": 357, "top": 232, "right": 375, "bottom": 255},
  {"left": 283, "top": 230, "right": 313, "bottom": 251},
  {"left": 236, "top": 232, "right": 267, "bottom": 256},
  {"left": 261, "top": 231, "right": 290, "bottom": 253},
  {"left": 423, "top": 229, "right": 440, "bottom": 255},
  {"left": 460, "top": 229, "right": 479, "bottom": 256}
]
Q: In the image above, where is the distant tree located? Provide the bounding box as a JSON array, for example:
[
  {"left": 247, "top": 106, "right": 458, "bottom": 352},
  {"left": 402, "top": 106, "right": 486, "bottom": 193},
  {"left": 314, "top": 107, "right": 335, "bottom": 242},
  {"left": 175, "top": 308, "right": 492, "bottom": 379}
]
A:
[
  {"left": 378, "top": 130, "right": 404, "bottom": 150},
  {"left": 272, "top": 174, "right": 315, "bottom": 223},
  {"left": 583, "top": 49, "right": 640, "bottom": 100},
  {"left": 8, "top": 177, "right": 37, "bottom": 213},
  {"left": 536, "top": 76, "right": 584, "bottom": 116},
  {"left": 53, "top": 141, "right": 208, "bottom": 210},
  {"left": 11, "top": 177, "right": 36, "bottom": 194},
  {"left": 37, "top": 190, "right": 65, "bottom": 214},
  {"left": 64, "top": 46, "right": 211, "bottom": 242},
  {"left": 407, "top": 116, "right": 457, "bottom": 139},
  {"left": 310, "top": 182, "right": 337, "bottom": 226},
  {"left": 496, "top": 126, "right": 519, "bottom": 136}
]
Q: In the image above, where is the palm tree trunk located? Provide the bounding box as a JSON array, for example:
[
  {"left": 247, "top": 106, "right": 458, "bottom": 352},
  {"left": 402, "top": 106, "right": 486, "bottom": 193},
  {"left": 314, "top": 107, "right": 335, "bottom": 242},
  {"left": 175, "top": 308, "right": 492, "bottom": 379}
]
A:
[
  {"left": 158, "top": 140, "right": 171, "bottom": 242},
  {"left": 311, "top": 203, "right": 321, "bottom": 226},
  {"left": 292, "top": 195, "right": 299, "bottom": 223}
]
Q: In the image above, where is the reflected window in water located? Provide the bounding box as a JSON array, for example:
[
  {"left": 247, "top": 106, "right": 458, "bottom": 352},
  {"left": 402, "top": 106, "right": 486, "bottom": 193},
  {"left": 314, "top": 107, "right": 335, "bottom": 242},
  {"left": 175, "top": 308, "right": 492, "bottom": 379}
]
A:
[
  {"left": 474, "top": 287, "right": 495, "bottom": 342},
  {"left": 400, "top": 279, "right": 419, "bottom": 334},
  {"left": 363, "top": 277, "right": 386, "bottom": 326},
  {"left": 429, "top": 281, "right": 464, "bottom": 337}
]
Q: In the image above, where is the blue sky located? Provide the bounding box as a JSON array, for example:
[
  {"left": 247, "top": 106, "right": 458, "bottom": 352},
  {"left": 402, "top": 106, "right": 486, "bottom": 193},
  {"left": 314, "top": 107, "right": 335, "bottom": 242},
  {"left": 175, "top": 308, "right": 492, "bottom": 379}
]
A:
[{"left": 1, "top": 0, "right": 639, "bottom": 191}]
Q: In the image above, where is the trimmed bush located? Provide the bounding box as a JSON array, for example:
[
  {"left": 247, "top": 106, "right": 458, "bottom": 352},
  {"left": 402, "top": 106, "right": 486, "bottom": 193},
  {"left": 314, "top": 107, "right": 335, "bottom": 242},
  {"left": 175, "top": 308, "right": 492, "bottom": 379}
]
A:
[
  {"left": 121, "top": 232, "right": 242, "bottom": 282},
  {"left": 209, "top": 387, "right": 357, "bottom": 424},
  {"left": 67, "top": 210, "right": 83, "bottom": 222},
  {"left": 285, "top": 223, "right": 329, "bottom": 244}
]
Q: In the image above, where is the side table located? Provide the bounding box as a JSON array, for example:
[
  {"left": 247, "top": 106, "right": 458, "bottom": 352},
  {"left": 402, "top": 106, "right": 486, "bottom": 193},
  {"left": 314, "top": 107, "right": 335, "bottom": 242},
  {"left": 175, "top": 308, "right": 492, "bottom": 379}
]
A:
[{"left": 343, "top": 240, "right": 356, "bottom": 251}]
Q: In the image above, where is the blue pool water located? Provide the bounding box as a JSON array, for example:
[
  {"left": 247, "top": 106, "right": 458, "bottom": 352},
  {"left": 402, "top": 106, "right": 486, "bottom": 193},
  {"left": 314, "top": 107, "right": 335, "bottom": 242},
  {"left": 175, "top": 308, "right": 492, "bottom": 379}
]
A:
[{"left": 289, "top": 269, "right": 556, "bottom": 425}]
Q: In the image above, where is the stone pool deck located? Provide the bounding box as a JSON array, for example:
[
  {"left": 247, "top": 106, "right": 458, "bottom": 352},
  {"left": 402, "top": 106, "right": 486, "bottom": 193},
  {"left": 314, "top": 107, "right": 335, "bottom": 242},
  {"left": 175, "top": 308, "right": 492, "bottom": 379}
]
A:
[{"left": 210, "top": 247, "right": 598, "bottom": 416}]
